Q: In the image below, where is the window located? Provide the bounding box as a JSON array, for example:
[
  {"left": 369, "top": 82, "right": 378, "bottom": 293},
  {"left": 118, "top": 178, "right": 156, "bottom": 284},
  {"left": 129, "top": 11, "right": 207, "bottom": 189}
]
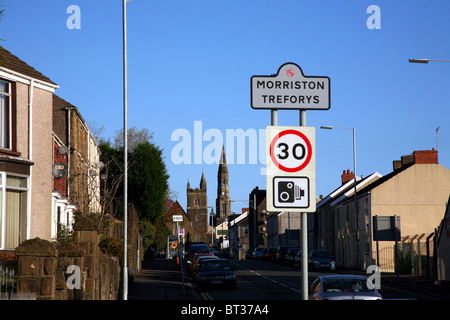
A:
[
  {"left": 0, "top": 81, "right": 11, "bottom": 150},
  {"left": 0, "top": 173, "right": 28, "bottom": 249}
]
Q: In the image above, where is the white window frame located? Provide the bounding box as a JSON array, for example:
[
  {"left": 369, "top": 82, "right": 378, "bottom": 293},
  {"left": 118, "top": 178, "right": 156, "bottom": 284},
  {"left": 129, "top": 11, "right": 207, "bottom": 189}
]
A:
[
  {"left": 0, "top": 172, "right": 30, "bottom": 250},
  {"left": 0, "top": 80, "right": 12, "bottom": 150}
]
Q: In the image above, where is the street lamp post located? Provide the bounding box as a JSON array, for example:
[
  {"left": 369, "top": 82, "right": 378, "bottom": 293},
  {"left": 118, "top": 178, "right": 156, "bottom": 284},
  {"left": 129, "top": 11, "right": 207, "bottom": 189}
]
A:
[
  {"left": 122, "top": 0, "right": 136, "bottom": 300},
  {"left": 409, "top": 58, "right": 444, "bottom": 152},
  {"left": 409, "top": 59, "right": 450, "bottom": 64},
  {"left": 321, "top": 126, "right": 360, "bottom": 270},
  {"left": 122, "top": 0, "right": 128, "bottom": 301}
]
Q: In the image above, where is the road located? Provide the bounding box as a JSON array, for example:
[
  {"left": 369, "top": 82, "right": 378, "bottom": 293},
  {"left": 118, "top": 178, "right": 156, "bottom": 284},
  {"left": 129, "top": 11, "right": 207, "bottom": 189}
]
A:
[
  {"left": 128, "top": 257, "right": 450, "bottom": 318},
  {"left": 198, "top": 259, "right": 308, "bottom": 300},
  {"left": 129, "top": 257, "right": 450, "bottom": 301}
]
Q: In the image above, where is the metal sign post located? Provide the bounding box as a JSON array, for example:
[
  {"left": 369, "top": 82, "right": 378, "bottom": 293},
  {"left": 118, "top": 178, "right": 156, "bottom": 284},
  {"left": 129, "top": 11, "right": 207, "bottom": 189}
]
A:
[
  {"left": 251, "top": 63, "right": 330, "bottom": 300},
  {"left": 173, "top": 215, "right": 186, "bottom": 294},
  {"left": 300, "top": 110, "right": 308, "bottom": 301}
]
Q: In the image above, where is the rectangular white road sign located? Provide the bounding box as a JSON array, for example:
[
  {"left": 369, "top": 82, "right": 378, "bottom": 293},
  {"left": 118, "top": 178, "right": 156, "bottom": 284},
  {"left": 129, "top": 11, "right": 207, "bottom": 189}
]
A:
[
  {"left": 266, "top": 126, "right": 316, "bottom": 212},
  {"left": 172, "top": 215, "right": 183, "bottom": 222},
  {"left": 251, "top": 63, "right": 330, "bottom": 110}
]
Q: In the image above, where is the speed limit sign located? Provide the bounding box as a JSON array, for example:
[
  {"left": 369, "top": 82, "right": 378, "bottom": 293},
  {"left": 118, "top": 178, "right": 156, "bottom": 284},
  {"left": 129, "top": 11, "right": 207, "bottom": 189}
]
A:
[
  {"left": 269, "top": 129, "right": 312, "bottom": 172},
  {"left": 266, "top": 126, "right": 316, "bottom": 212}
]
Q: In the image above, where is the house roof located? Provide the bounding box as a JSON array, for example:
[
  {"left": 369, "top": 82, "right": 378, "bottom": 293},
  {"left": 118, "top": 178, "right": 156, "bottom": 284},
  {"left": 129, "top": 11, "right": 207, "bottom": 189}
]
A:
[
  {"left": 0, "top": 46, "right": 57, "bottom": 85},
  {"left": 317, "top": 177, "right": 363, "bottom": 209},
  {"left": 230, "top": 210, "right": 248, "bottom": 226},
  {"left": 328, "top": 172, "right": 383, "bottom": 207}
]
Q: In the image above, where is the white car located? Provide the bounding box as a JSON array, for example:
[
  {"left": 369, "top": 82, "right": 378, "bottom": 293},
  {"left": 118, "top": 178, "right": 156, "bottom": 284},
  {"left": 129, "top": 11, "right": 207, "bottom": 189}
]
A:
[{"left": 309, "top": 275, "right": 382, "bottom": 300}]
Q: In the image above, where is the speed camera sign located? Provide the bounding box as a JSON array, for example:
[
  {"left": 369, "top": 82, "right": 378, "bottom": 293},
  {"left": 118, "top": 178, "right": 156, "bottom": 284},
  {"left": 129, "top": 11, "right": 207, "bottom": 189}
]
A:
[{"left": 266, "top": 126, "right": 316, "bottom": 212}]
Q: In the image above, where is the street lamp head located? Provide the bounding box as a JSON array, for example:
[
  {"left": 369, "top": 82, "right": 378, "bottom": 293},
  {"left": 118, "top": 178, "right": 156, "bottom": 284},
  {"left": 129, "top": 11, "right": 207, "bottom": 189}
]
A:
[
  {"left": 409, "top": 59, "right": 429, "bottom": 64},
  {"left": 320, "top": 126, "right": 334, "bottom": 130}
]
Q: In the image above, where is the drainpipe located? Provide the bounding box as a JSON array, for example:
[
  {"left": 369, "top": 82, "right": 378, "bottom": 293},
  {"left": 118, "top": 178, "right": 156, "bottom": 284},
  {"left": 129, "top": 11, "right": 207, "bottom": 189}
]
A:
[
  {"left": 27, "top": 79, "right": 34, "bottom": 240},
  {"left": 66, "top": 107, "right": 71, "bottom": 198},
  {"left": 368, "top": 191, "right": 372, "bottom": 266}
]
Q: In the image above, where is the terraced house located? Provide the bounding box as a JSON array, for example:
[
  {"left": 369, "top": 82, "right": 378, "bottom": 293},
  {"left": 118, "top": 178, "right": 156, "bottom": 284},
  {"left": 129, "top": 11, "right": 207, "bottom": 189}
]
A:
[{"left": 0, "top": 46, "right": 101, "bottom": 256}]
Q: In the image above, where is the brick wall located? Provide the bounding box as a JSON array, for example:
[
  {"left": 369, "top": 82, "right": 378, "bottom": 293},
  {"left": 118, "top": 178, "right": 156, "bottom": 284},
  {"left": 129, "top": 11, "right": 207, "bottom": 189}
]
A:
[{"left": 15, "top": 218, "right": 120, "bottom": 300}]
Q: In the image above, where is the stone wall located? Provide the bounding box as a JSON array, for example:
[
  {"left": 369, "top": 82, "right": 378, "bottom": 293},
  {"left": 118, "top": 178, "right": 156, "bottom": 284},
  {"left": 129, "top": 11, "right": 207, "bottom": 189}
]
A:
[{"left": 15, "top": 218, "right": 120, "bottom": 300}]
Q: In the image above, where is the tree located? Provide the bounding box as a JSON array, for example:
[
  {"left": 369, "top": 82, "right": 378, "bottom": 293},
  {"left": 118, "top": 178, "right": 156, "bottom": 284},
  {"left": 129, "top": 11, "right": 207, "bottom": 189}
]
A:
[
  {"left": 128, "top": 141, "right": 169, "bottom": 222},
  {"left": 98, "top": 127, "right": 170, "bottom": 251}
]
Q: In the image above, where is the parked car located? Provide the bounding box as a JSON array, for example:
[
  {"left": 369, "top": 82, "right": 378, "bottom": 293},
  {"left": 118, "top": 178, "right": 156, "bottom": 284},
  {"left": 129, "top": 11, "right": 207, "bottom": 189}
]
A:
[
  {"left": 308, "top": 250, "right": 336, "bottom": 271},
  {"left": 294, "top": 250, "right": 302, "bottom": 268},
  {"left": 276, "top": 246, "right": 293, "bottom": 264},
  {"left": 194, "top": 259, "right": 237, "bottom": 291},
  {"left": 265, "top": 247, "right": 278, "bottom": 262},
  {"left": 186, "top": 243, "right": 210, "bottom": 262},
  {"left": 187, "top": 253, "right": 213, "bottom": 275},
  {"left": 309, "top": 275, "right": 382, "bottom": 300},
  {"left": 191, "top": 255, "right": 219, "bottom": 277},
  {"left": 252, "top": 247, "right": 266, "bottom": 260},
  {"left": 245, "top": 248, "right": 254, "bottom": 260},
  {"left": 285, "top": 248, "right": 300, "bottom": 266}
]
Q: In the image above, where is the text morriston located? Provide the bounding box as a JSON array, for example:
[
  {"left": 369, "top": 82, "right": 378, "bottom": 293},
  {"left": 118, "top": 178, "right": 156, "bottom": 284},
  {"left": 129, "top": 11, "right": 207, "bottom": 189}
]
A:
[{"left": 256, "top": 80, "right": 326, "bottom": 90}]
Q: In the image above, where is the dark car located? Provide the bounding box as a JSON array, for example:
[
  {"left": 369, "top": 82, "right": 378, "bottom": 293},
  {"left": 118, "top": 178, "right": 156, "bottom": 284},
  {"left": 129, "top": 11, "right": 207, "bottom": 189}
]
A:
[
  {"left": 252, "top": 247, "right": 266, "bottom": 260},
  {"left": 308, "top": 250, "right": 336, "bottom": 271},
  {"left": 276, "top": 246, "right": 293, "bottom": 264},
  {"left": 245, "top": 248, "right": 254, "bottom": 260},
  {"left": 293, "top": 250, "right": 303, "bottom": 268},
  {"left": 285, "top": 248, "right": 300, "bottom": 266},
  {"left": 186, "top": 243, "right": 210, "bottom": 262},
  {"left": 194, "top": 259, "right": 237, "bottom": 291},
  {"left": 265, "top": 247, "right": 278, "bottom": 262}
]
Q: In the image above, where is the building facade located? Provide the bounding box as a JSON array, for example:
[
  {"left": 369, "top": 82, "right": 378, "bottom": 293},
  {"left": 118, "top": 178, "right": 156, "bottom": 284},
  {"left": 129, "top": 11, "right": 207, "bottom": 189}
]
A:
[
  {"left": 312, "top": 149, "right": 450, "bottom": 271},
  {"left": 0, "top": 46, "right": 58, "bottom": 251}
]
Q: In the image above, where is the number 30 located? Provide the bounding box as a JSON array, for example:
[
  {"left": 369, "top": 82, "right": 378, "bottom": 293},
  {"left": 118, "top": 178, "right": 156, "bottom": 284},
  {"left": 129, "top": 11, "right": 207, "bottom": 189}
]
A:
[{"left": 276, "top": 143, "right": 305, "bottom": 160}]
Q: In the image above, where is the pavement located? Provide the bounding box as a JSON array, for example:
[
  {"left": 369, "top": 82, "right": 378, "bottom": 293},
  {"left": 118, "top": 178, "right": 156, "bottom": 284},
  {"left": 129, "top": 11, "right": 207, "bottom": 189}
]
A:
[
  {"left": 375, "top": 273, "right": 450, "bottom": 300},
  {"left": 128, "top": 257, "right": 199, "bottom": 300},
  {"left": 128, "top": 258, "right": 450, "bottom": 301}
]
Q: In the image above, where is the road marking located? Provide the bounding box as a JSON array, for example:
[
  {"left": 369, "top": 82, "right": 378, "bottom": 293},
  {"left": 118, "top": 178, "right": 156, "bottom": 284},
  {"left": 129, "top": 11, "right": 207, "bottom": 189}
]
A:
[
  {"left": 201, "top": 292, "right": 213, "bottom": 300},
  {"left": 233, "top": 261, "right": 301, "bottom": 293}
]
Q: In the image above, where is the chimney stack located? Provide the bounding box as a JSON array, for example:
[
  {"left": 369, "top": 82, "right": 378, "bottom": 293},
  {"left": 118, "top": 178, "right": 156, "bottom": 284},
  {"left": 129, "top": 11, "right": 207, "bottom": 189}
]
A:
[
  {"left": 414, "top": 150, "right": 438, "bottom": 164},
  {"left": 393, "top": 149, "right": 438, "bottom": 171},
  {"left": 341, "top": 169, "right": 355, "bottom": 185}
]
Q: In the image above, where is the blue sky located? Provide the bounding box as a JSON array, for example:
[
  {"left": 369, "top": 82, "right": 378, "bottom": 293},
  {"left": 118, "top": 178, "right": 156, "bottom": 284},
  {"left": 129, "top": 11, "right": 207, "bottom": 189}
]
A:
[{"left": 1, "top": 0, "right": 449, "bottom": 215}]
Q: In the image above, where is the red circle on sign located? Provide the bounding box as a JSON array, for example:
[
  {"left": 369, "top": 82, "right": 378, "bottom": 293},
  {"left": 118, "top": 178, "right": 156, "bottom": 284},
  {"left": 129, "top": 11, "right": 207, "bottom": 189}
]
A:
[{"left": 270, "top": 129, "right": 312, "bottom": 172}]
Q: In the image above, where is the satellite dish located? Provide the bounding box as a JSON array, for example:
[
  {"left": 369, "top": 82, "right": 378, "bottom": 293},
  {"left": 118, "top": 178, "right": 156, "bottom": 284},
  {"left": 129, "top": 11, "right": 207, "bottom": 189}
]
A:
[
  {"left": 59, "top": 145, "right": 69, "bottom": 155},
  {"left": 96, "top": 161, "right": 105, "bottom": 169}
]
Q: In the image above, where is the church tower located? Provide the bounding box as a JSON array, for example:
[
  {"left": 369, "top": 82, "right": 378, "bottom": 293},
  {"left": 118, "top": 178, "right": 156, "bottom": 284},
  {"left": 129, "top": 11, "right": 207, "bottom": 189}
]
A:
[
  {"left": 186, "top": 172, "right": 209, "bottom": 243},
  {"left": 216, "top": 146, "right": 231, "bottom": 226}
]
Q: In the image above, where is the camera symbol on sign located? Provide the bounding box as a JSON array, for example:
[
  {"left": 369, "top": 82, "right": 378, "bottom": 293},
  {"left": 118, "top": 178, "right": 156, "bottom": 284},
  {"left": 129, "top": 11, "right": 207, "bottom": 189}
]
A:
[
  {"left": 278, "top": 181, "right": 304, "bottom": 203},
  {"left": 273, "top": 177, "right": 309, "bottom": 208}
]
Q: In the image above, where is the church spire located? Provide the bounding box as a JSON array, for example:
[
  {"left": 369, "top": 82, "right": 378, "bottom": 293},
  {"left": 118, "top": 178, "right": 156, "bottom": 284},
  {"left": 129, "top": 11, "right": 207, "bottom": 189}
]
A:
[
  {"left": 216, "top": 145, "right": 230, "bottom": 224},
  {"left": 218, "top": 145, "right": 228, "bottom": 174},
  {"left": 200, "top": 171, "right": 207, "bottom": 190}
]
